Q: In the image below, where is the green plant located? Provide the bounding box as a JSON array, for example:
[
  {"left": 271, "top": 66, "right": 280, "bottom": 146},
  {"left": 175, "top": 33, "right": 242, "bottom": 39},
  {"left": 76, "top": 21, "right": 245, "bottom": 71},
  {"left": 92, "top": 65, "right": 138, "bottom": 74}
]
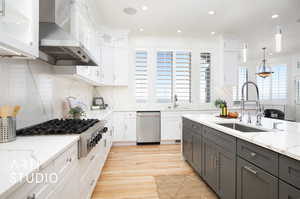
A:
[
  {"left": 69, "top": 106, "right": 86, "bottom": 118},
  {"left": 214, "top": 99, "right": 227, "bottom": 108}
]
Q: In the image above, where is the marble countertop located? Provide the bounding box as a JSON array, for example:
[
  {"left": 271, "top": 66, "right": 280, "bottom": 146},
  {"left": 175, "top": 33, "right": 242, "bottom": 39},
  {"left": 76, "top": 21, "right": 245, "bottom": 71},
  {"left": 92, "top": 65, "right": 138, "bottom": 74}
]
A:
[
  {"left": 183, "top": 114, "right": 300, "bottom": 161},
  {"left": 0, "top": 135, "right": 79, "bottom": 198}
]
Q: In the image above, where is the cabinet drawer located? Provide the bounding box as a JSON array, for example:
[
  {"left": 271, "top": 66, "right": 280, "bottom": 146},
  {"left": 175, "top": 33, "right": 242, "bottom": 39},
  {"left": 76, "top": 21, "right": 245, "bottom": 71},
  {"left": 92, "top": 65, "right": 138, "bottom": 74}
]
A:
[
  {"left": 182, "top": 118, "right": 202, "bottom": 133},
  {"left": 6, "top": 163, "right": 55, "bottom": 199},
  {"left": 203, "top": 126, "right": 236, "bottom": 153},
  {"left": 237, "top": 139, "right": 278, "bottom": 176},
  {"left": 279, "top": 180, "right": 300, "bottom": 199},
  {"left": 279, "top": 155, "right": 300, "bottom": 189},
  {"left": 54, "top": 143, "right": 78, "bottom": 181},
  {"left": 237, "top": 157, "right": 278, "bottom": 199}
]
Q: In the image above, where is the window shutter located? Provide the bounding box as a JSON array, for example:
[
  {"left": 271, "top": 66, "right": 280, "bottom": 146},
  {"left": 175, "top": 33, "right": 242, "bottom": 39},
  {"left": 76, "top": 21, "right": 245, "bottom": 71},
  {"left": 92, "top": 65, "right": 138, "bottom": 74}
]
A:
[
  {"left": 135, "top": 51, "right": 148, "bottom": 102},
  {"left": 272, "top": 65, "right": 287, "bottom": 99},
  {"left": 156, "top": 51, "right": 173, "bottom": 103},
  {"left": 199, "top": 53, "right": 211, "bottom": 103},
  {"left": 257, "top": 75, "right": 271, "bottom": 100},
  {"left": 174, "top": 51, "right": 191, "bottom": 102},
  {"left": 233, "top": 67, "right": 248, "bottom": 101}
]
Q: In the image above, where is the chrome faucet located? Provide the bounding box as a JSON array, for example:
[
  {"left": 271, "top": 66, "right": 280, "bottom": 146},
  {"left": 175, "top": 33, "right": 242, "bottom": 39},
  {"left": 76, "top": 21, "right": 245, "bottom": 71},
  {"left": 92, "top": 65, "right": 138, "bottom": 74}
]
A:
[{"left": 240, "top": 81, "right": 263, "bottom": 126}]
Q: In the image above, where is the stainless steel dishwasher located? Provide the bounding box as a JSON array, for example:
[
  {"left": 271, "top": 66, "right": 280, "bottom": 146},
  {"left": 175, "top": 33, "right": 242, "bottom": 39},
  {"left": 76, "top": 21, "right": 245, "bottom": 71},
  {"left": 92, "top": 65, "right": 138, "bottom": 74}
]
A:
[{"left": 136, "top": 111, "right": 161, "bottom": 144}]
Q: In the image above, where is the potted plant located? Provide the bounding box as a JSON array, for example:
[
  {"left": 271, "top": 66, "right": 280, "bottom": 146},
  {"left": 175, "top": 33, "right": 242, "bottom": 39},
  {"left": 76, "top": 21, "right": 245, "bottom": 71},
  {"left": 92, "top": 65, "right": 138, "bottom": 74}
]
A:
[
  {"left": 69, "top": 106, "right": 86, "bottom": 119},
  {"left": 214, "top": 99, "right": 228, "bottom": 117}
]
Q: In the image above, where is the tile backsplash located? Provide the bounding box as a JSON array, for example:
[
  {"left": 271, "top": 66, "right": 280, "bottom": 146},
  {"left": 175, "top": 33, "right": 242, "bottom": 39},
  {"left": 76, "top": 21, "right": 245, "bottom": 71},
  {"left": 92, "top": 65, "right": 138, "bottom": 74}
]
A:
[{"left": 0, "top": 59, "right": 93, "bottom": 129}]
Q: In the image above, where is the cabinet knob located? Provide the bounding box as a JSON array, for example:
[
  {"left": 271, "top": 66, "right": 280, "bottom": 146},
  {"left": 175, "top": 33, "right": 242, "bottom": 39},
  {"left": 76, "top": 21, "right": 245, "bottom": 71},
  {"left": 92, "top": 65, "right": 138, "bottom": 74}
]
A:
[
  {"left": 27, "top": 194, "right": 36, "bottom": 199},
  {"left": 250, "top": 152, "right": 256, "bottom": 157}
]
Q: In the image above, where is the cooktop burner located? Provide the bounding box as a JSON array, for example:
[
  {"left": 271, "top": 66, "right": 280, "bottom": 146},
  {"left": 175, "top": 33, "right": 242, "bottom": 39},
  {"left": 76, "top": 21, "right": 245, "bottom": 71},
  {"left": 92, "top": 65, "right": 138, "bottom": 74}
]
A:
[{"left": 17, "top": 119, "right": 100, "bottom": 136}]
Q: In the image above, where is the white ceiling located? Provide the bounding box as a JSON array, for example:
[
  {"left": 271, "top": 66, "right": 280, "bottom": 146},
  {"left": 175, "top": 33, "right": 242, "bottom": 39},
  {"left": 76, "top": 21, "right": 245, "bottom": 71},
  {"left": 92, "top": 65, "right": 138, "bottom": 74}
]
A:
[{"left": 95, "top": 0, "right": 300, "bottom": 58}]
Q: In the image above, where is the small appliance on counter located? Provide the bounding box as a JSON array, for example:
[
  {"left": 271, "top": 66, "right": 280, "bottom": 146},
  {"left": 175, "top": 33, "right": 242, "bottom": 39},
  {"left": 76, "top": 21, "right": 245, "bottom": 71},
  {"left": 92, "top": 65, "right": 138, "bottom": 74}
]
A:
[
  {"left": 91, "top": 97, "right": 108, "bottom": 110},
  {"left": 0, "top": 105, "right": 21, "bottom": 143}
]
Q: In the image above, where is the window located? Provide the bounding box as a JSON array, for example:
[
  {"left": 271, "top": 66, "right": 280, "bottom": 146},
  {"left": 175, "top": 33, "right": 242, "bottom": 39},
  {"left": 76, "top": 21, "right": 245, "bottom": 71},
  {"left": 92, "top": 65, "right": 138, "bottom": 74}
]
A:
[
  {"left": 256, "top": 65, "right": 287, "bottom": 100},
  {"left": 271, "top": 65, "right": 287, "bottom": 99},
  {"left": 200, "top": 53, "right": 211, "bottom": 103},
  {"left": 233, "top": 67, "right": 248, "bottom": 101},
  {"left": 156, "top": 51, "right": 191, "bottom": 103},
  {"left": 135, "top": 51, "right": 148, "bottom": 102},
  {"left": 174, "top": 51, "right": 192, "bottom": 102}
]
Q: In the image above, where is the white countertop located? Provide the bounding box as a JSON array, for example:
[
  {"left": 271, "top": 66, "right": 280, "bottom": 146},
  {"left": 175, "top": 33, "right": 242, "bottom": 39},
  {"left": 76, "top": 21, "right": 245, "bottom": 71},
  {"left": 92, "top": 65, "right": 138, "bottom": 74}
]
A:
[
  {"left": 0, "top": 135, "right": 79, "bottom": 198},
  {"left": 183, "top": 114, "right": 300, "bottom": 161}
]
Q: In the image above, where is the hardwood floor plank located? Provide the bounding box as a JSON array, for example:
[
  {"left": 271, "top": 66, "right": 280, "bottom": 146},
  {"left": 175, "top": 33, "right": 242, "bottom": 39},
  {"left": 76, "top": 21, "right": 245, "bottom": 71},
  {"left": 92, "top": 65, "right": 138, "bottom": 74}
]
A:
[{"left": 91, "top": 144, "right": 217, "bottom": 199}]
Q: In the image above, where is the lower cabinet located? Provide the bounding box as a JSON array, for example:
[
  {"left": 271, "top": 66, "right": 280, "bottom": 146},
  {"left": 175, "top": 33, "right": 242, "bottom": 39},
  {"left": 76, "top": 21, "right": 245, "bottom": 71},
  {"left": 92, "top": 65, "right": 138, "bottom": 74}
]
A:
[
  {"left": 237, "top": 157, "right": 278, "bottom": 199},
  {"left": 192, "top": 132, "right": 202, "bottom": 175},
  {"left": 203, "top": 138, "right": 218, "bottom": 192},
  {"left": 279, "top": 180, "right": 300, "bottom": 199},
  {"left": 216, "top": 144, "right": 236, "bottom": 199},
  {"left": 202, "top": 137, "right": 236, "bottom": 199},
  {"left": 182, "top": 127, "right": 193, "bottom": 163}
]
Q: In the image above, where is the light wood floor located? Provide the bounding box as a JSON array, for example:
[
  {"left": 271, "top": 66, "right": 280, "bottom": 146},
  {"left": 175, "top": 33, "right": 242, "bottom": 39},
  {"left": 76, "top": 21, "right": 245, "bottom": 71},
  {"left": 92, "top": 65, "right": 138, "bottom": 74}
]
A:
[{"left": 91, "top": 144, "right": 217, "bottom": 199}]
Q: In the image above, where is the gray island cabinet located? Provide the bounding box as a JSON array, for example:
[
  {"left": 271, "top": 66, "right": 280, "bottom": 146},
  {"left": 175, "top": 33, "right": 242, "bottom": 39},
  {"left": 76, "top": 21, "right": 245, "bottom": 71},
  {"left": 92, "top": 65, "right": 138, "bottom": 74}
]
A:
[{"left": 182, "top": 117, "right": 300, "bottom": 199}]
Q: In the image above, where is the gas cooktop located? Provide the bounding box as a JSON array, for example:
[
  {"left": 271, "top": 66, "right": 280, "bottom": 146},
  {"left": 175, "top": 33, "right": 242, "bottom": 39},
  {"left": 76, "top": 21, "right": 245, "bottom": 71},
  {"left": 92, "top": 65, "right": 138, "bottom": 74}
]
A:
[{"left": 17, "top": 119, "right": 100, "bottom": 136}]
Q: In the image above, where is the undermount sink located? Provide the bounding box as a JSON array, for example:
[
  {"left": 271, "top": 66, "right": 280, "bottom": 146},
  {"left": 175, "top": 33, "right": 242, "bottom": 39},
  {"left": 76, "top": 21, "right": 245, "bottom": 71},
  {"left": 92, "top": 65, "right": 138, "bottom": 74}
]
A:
[{"left": 216, "top": 123, "right": 268, "bottom": 133}]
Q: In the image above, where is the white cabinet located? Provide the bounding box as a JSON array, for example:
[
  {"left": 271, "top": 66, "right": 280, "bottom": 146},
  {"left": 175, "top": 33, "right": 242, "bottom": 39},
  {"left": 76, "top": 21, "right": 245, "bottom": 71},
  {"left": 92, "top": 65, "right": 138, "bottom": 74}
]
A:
[
  {"left": 100, "top": 45, "right": 115, "bottom": 85},
  {"left": 5, "top": 142, "right": 80, "bottom": 199},
  {"left": 113, "top": 47, "right": 129, "bottom": 86},
  {"left": 161, "top": 112, "right": 182, "bottom": 141},
  {"left": 54, "top": 65, "right": 101, "bottom": 86},
  {"left": 0, "top": 0, "right": 39, "bottom": 58},
  {"left": 113, "top": 112, "right": 136, "bottom": 142}
]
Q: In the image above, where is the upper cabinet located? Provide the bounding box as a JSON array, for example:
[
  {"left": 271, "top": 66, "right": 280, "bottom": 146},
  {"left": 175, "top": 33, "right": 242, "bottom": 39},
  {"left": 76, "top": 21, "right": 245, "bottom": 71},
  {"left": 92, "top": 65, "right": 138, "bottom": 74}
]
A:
[
  {"left": 220, "top": 36, "right": 242, "bottom": 86},
  {"left": 0, "top": 0, "right": 39, "bottom": 58}
]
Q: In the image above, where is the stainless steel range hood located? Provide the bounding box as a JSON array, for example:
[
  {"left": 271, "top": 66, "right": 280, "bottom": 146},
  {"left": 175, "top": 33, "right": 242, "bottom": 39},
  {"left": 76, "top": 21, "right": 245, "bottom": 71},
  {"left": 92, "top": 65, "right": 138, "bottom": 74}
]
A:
[{"left": 39, "top": 0, "right": 97, "bottom": 66}]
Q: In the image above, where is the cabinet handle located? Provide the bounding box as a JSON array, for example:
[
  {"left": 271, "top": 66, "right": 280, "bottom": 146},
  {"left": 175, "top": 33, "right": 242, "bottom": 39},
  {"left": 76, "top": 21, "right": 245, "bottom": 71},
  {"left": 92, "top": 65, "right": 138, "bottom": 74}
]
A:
[
  {"left": 90, "top": 179, "right": 95, "bottom": 186},
  {"left": 0, "top": 0, "right": 5, "bottom": 16},
  {"left": 27, "top": 194, "right": 36, "bottom": 199},
  {"left": 104, "top": 139, "right": 107, "bottom": 147},
  {"left": 90, "top": 155, "right": 96, "bottom": 161},
  {"left": 244, "top": 166, "right": 257, "bottom": 175}
]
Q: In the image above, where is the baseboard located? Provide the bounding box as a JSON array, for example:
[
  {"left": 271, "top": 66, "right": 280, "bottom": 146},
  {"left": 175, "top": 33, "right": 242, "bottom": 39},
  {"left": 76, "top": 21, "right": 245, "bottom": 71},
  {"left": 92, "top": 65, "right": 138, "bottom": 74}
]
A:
[{"left": 112, "top": 140, "right": 182, "bottom": 146}]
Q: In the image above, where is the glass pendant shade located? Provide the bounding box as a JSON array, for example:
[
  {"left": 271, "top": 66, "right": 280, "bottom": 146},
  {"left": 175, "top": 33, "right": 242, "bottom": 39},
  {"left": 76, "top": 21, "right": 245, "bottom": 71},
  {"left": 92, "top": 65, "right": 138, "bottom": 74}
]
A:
[{"left": 256, "top": 48, "right": 274, "bottom": 78}]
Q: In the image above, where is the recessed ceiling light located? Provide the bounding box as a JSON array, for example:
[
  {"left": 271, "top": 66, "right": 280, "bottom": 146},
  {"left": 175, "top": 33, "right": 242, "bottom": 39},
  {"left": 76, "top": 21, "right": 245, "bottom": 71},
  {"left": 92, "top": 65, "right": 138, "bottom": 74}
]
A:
[
  {"left": 208, "top": 11, "right": 216, "bottom": 15},
  {"left": 211, "top": 31, "right": 216, "bottom": 35},
  {"left": 272, "top": 14, "right": 279, "bottom": 19},
  {"left": 177, "top": 30, "right": 182, "bottom": 33},
  {"left": 123, "top": 7, "right": 138, "bottom": 15},
  {"left": 139, "top": 28, "right": 144, "bottom": 32},
  {"left": 142, "top": 5, "right": 148, "bottom": 11}
]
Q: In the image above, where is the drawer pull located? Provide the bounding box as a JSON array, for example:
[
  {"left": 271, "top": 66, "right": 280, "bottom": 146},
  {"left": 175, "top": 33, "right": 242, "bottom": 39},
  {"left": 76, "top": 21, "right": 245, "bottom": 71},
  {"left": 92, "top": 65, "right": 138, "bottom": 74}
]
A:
[
  {"left": 244, "top": 166, "right": 257, "bottom": 175},
  {"left": 250, "top": 152, "right": 257, "bottom": 157},
  {"left": 192, "top": 124, "right": 197, "bottom": 129},
  {"left": 27, "top": 194, "right": 36, "bottom": 199}
]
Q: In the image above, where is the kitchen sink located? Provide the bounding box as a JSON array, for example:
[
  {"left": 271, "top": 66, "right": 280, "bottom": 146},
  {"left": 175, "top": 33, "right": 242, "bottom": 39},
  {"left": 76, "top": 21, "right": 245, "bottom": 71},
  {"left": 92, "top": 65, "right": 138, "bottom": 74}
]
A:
[{"left": 216, "top": 123, "right": 268, "bottom": 132}]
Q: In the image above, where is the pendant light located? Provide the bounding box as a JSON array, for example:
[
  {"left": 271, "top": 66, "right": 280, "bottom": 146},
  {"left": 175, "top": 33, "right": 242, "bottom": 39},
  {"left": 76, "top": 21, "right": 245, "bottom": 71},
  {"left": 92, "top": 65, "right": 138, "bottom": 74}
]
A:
[
  {"left": 275, "top": 26, "right": 282, "bottom": 52},
  {"left": 256, "top": 47, "right": 274, "bottom": 78}
]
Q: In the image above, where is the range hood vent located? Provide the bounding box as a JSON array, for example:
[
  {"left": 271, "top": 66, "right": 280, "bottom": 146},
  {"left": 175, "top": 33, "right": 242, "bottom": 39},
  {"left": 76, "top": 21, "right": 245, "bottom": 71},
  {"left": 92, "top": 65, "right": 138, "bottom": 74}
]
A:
[{"left": 39, "top": 0, "right": 97, "bottom": 66}]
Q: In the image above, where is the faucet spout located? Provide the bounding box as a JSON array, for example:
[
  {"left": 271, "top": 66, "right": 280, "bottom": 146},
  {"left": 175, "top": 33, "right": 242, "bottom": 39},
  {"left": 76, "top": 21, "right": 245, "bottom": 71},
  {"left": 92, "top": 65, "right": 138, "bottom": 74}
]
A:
[{"left": 240, "top": 81, "right": 263, "bottom": 124}]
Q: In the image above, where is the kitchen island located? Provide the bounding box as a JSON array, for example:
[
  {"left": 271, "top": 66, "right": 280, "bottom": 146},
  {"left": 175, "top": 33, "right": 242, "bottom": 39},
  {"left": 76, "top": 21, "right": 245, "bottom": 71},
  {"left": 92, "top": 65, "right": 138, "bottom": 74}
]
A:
[{"left": 182, "top": 114, "right": 300, "bottom": 199}]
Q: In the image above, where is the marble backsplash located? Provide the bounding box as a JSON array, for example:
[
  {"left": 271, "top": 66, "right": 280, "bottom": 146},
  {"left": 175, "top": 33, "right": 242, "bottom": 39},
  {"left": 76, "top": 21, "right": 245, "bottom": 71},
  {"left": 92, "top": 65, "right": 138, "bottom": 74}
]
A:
[{"left": 0, "top": 59, "right": 94, "bottom": 129}]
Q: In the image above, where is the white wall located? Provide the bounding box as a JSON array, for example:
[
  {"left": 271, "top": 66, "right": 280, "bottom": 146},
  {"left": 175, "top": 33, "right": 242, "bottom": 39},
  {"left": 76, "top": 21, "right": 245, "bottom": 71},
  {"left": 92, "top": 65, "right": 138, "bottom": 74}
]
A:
[
  {"left": 0, "top": 59, "right": 93, "bottom": 129},
  {"left": 245, "top": 52, "right": 300, "bottom": 120},
  {"left": 96, "top": 35, "right": 236, "bottom": 110}
]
